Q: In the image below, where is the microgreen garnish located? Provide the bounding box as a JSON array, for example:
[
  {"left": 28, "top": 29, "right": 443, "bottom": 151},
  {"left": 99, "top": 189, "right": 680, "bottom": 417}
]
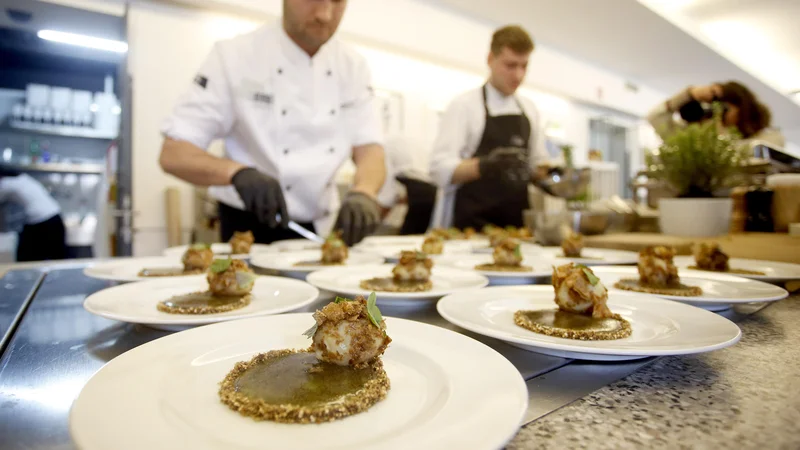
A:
[
  {"left": 581, "top": 267, "right": 600, "bottom": 286},
  {"left": 303, "top": 322, "right": 318, "bottom": 339},
  {"left": 366, "top": 291, "right": 383, "bottom": 330},
  {"left": 514, "top": 244, "right": 522, "bottom": 258},
  {"left": 210, "top": 258, "right": 232, "bottom": 273},
  {"left": 190, "top": 242, "right": 211, "bottom": 250},
  {"left": 334, "top": 296, "right": 351, "bottom": 304}
]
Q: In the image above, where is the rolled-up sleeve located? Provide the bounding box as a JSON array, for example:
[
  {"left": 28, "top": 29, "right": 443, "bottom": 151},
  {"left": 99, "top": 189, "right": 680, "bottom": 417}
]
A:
[
  {"left": 429, "top": 98, "right": 470, "bottom": 188},
  {"left": 161, "top": 43, "right": 235, "bottom": 150},
  {"left": 342, "top": 55, "right": 383, "bottom": 148}
]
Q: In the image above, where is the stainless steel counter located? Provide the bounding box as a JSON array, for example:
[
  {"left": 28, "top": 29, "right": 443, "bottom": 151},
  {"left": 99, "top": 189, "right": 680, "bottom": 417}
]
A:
[{"left": 0, "top": 265, "right": 767, "bottom": 449}]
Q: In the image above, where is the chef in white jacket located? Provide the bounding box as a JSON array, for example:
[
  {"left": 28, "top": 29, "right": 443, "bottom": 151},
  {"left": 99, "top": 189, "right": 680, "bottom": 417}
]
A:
[
  {"left": 160, "top": 0, "right": 386, "bottom": 245},
  {"left": 429, "top": 25, "right": 548, "bottom": 230}
]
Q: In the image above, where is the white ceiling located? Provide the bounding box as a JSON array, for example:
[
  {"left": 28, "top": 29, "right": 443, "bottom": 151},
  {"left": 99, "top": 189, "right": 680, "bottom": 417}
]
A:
[{"left": 430, "top": 0, "right": 800, "bottom": 141}]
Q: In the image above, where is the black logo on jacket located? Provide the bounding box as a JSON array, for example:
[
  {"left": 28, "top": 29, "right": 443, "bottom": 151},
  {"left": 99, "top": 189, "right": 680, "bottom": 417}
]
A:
[{"left": 194, "top": 75, "right": 208, "bottom": 89}]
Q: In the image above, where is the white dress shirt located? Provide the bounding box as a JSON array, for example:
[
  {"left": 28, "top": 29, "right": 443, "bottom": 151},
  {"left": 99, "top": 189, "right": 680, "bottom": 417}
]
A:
[
  {"left": 0, "top": 174, "right": 60, "bottom": 225},
  {"left": 427, "top": 83, "right": 548, "bottom": 228},
  {"left": 162, "top": 22, "right": 383, "bottom": 235}
]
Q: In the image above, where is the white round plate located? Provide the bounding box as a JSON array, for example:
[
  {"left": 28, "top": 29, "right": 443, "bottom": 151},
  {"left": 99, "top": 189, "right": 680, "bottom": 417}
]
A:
[
  {"left": 84, "top": 256, "right": 189, "bottom": 282},
  {"left": 359, "top": 235, "right": 493, "bottom": 252},
  {"left": 70, "top": 314, "right": 527, "bottom": 450},
  {"left": 268, "top": 238, "right": 322, "bottom": 252},
  {"left": 435, "top": 254, "right": 555, "bottom": 285},
  {"left": 306, "top": 264, "right": 489, "bottom": 305},
  {"left": 83, "top": 275, "right": 319, "bottom": 329},
  {"left": 437, "top": 285, "right": 741, "bottom": 361},
  {"left": 593, "top": 266, "right": 788, "bottom": 310},
  {"left": 673, "top": 256, "right": 800, "bottom": 284},
  {"left": 162, "top": 243, "right": 272, "bottom": 259},
  {"left": 362, "top": 242, "right": 474, "bottom": 262},
  {"left": 531, "top": 247, "right": 638, "bottom": 265},
  {"left": 250, "top": 250, "right": 385, "bottom": 279}
]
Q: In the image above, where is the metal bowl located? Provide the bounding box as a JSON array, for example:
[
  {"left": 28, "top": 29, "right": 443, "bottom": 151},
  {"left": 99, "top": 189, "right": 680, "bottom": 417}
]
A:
[
  {"left": 569, "top": 210, "right": 610, "bottom": 235},
  {"left": 537, "top": 168, "right": 592, "bottom": 200}
]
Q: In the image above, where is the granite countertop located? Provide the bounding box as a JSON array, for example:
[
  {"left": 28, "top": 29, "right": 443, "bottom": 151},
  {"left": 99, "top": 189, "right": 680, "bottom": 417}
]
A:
[{"left": 509, "top": 295, "right": 800, "bottom": 450}]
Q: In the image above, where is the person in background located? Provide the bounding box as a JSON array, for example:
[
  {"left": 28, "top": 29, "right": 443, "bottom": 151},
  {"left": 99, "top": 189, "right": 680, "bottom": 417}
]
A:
[
  {"left": 0, "top": 171, "right": 67, "bottom": 262},
  {"left": 159, "top": 0, "right": 386, "bottom": 245},
  {"left": 647, "top": 81, "right": 785, "bottom": 150},
  {"left": 428, "top": 25, "right": 548, "bottom": 230}
]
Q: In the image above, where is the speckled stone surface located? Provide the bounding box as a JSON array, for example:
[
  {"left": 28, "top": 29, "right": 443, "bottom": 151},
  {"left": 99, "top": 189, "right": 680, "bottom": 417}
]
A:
[{"left": 508, "top": 295, "right": 800, "bottom": 450}]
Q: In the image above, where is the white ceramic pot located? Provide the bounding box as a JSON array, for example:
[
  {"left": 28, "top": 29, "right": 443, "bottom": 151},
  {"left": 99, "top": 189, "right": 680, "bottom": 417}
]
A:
[{"left": 658, "top": 198, "right": 733, "bottom": 237}]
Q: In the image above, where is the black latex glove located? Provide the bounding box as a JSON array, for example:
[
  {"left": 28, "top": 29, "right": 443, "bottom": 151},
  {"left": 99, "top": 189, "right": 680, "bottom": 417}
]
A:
[
  {"left": 231, "top": 167, "right": 288, "bottom": 228},
  {"left": 335, "top": 191, "right": 381, "bottom": 245},
  {"left": 478, "top": 147, "right": 531, "bottom": 188}
]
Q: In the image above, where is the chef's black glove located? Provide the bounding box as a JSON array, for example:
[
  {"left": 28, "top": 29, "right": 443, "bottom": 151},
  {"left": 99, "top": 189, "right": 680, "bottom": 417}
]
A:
[
  {"left": 231, "top": 167, "right": 288, "bottom": 228},
  {"left": 478, "top": 147, "right": 531, "bottom": 188},
  {"left": 335, "top": 191, "right": 381, "bottom": 245}
]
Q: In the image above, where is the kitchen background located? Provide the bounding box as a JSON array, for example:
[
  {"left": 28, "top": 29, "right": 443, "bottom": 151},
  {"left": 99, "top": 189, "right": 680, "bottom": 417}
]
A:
[{"left": 1, "top": 0, "right": 798, "bottom": 259}]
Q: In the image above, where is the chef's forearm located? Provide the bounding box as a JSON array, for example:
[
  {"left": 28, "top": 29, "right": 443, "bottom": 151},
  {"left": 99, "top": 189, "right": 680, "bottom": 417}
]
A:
[
  {"left": 450, "top": 158, "right": 480, "bottom": 184},
  {"left": 350, "top": 144, "right": 386, "bottom": 197},
  {"left": 159, "top": 137, "right": 246, "bottom": 186}
]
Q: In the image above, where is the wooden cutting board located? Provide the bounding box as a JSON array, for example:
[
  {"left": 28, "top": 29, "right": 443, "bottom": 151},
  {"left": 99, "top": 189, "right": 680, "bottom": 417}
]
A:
[{"left": 585, "top": 232, "right": 800, "bottom": 264}]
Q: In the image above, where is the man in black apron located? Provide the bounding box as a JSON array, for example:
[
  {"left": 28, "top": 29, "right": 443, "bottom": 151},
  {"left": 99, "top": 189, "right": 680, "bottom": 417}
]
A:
[
  {"left": 453, "top": 85, "right": 531, "bottom": 229},
  {"left": 430, "top": 25, "right": 545, "bottom": 230}
]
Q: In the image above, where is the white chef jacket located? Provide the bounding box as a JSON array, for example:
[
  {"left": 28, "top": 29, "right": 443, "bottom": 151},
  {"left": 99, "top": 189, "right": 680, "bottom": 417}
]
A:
[
  {"left": 161, "top": 22, "right": 383, "bottom": 235},
  {"left": 0, "top": 174, "right": 61, "bottom": 225},
  {"left": 428, "top": 83, "right": 548, "bottom": 228}
]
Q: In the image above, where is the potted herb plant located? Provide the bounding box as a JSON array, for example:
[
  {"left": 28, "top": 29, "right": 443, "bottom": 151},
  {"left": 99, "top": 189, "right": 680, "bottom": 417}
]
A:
[{"left": 645, "top": 111, "right": 748, "bottom": 237}]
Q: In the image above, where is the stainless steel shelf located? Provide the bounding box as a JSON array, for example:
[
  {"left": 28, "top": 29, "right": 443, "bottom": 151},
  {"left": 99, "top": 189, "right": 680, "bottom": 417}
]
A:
[
  {"left": 0, "top": 162, "right": 104, "bottom": 174},
  {"left": 8, "top": 120, "right": 117, "bottom": 140}
]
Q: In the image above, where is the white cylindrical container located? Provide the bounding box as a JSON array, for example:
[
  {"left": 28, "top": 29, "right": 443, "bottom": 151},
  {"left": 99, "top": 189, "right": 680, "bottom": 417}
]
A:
[{"left": 658, "top": 198, "right": 733, "bottom": 237}]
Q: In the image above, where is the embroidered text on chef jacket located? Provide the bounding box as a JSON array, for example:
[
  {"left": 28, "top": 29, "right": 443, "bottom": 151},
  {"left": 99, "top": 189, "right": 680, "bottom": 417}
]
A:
[{"left": 161, "top": 22, "right": 383, "bottom": 235}]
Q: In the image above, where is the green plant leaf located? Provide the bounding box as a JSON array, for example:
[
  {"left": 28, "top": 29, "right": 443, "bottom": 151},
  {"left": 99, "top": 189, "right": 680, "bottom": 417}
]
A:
[
  {"left": 366, "top": 291, "right": 383, "bottom": 330},
  {"left": 334, "top": 296, "right": 352, "bottom": 304},
  {"left": 235, "top": 271, "right": 257, "bottom": 289},
  {"left": 582, "top": 267, "right": 600, "bottom": 286},
  {"left": 415, "top": 251, "right": 427, "bottom": 261},
  {"left": 514, "top": 244, "right": 522, "bottom": 258},
  {"left": 190, "top": 242, "right": 211, "bottom": 250},
  {"left": 210, "top": 258, "right": 232, "bottom": 273},
  {"left": 302, "top": 322, "right": 318, "bottom": 339}
]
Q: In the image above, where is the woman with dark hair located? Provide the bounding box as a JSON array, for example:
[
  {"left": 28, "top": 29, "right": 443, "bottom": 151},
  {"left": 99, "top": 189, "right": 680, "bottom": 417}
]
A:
[{"left": 647, "top": 81, "right": 785, "bottom": 149}]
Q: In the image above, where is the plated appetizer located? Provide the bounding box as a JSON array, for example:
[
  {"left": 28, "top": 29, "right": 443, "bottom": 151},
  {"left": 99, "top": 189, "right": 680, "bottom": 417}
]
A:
[
  {"left": 156, "top": 258, "right": 257, "bottom": 314},
  {"left": 689, "top": 243, "right": 765, "bottom": 276},
  {"left": 218, "top": 293, "right": 391, "bottom": 424},
  {"left": 138, "top": 243, "right": 213, "bottom": 277},
  {"left": 560, "top": 232, "right": 585, "bottom": 258},
  {"left": 504, "top": 225, "right": 532, "bottom": 240},
  {"left": 230, "top": 230, "right": 255, "bottom": 255},
  {"left": 475, "top": 237, "right": 532, "bottom": 272},
  {"left": 614, "top": 246, "right": 702, "bottom": 296},
  {"left": 421, "top": 234, "right": 444, "bottom": 255},
  {"left": 514, "top": 263, "right": 631, "bottom": 340},
  {"left": 293, "top": 232, "right": 349, "bottom": 266},
  {"left": 360, "top": 250, "right": 434, "bottom": 292}
]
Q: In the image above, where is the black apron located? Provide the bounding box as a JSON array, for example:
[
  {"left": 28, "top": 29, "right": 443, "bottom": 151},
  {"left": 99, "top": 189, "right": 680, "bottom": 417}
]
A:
[{"left": 453, "top": 84, "right": 531, "bottom": 229}]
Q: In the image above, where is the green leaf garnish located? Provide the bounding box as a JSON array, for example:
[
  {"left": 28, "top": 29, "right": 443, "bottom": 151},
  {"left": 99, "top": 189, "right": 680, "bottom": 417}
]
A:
[
  {"left": 334, "top": 296, "right": 352, "bottom": 304},
  {"left": 210, "top": 258, "right": 232, "bottom": 273},
  {"left": 190, "top": 242, "right": 211, "bottom": 250},
  {"left": 303, "top": 322, "right": 318, "bottom": 339},
  {"left": 514, "top": 244, "right": 522, "bottom": 258},
  {"left": 582, "top": 267, "right": 600, "bottom": 286},
  {"left": 365, "top": 291, "right": 383, "bottom": 330},
  {"left": 235, "top": 271, "right": 257, "bottom": 289},
  {"left": 415, "top": 251, "right": 427, "bottom": 261}
]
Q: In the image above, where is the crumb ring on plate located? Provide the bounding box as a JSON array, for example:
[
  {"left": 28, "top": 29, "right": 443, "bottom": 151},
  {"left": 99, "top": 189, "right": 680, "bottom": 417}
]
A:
[
  {"left": 474, "top": 263, "right": 532, "bottom": 273},
  {"left": 514, "top": 310, "right": 632, "bottom": 340},
  {"left": 156, "top": 292, "right": 251, "bottom": 314},
  {"left": 218, "top": 349, "right": 390, "bottom": 424},
  {"left": 614, "top": 278, "right": 703, "bottom": 297}
]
